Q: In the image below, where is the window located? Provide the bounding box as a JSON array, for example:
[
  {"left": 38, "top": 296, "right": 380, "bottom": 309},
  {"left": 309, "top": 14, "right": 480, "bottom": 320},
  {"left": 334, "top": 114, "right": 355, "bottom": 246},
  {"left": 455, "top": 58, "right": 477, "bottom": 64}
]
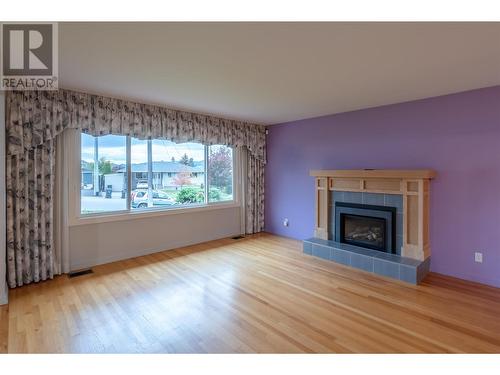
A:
[
  {"left": 80, "top": 134, "right": 127, "bottom": 214},
  {"left": 130, "top": 139, "right": 206, "bottom": 210},
  {"left": 153, "top": 140, "right": 206, "bottom": 207},
  {"left": 80, "top": 132, "right": 235, "bottom": 216},
  {"left": 129, "top": 137, "right": 149, "bottom": 208},
  {"left": 208, "top": 145, "right": 233, "bottom": 202}
]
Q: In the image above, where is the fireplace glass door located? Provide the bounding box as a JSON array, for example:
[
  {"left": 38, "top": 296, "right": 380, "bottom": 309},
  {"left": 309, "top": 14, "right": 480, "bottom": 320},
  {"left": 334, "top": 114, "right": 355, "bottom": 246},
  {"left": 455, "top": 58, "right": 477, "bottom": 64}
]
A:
[{"left": 341, "top": 214, "right": 386, "bottom": 251}]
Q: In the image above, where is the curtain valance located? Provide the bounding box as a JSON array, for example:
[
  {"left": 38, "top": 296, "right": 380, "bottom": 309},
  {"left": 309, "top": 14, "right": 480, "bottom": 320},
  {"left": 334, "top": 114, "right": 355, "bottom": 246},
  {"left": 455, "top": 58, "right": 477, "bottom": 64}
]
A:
[{"left": 6, "top": 89, "right": 267, "bottom": 162}]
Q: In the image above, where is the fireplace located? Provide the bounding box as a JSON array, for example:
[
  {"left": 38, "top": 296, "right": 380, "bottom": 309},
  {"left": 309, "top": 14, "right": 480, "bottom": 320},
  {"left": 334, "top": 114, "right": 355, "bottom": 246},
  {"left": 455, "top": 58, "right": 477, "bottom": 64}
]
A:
[
  {"left": 335, "top": 202, "right": 396, "bottom": 253},
  {"left": 306, "top": 170, "right": 436, "bottom": 283}
]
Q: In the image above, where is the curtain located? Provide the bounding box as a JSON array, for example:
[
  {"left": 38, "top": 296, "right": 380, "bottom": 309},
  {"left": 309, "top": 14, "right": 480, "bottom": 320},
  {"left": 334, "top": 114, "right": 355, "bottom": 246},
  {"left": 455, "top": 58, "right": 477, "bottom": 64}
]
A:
[
  {"left": 6, "top": 140, "right": 56, "bottom": 288},
  {"left": 5, "top": 89, "right": 267, "bottom": 288},
  {"left": 246, "top": 154, "right": 265, "bottom": 234},
  {"left": 6, "top": 89, "right": 266, "bottom": 163},
  {"left": 53, "top": 132, "right": 70, "bottom": 275}
]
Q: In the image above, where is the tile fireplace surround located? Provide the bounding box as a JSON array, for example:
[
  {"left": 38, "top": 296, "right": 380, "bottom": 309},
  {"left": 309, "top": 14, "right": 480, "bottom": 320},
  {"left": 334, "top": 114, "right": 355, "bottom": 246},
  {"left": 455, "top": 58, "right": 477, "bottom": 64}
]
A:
[{"left": 303, "top": 169, "right": 436, "bottom": 284}]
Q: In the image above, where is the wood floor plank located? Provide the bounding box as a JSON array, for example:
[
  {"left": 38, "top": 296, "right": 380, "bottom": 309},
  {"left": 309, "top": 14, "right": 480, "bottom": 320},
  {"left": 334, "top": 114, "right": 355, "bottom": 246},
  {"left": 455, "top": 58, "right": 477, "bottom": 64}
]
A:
[{"left": 3, "top": 233, "right": 500, "bottom": 353}]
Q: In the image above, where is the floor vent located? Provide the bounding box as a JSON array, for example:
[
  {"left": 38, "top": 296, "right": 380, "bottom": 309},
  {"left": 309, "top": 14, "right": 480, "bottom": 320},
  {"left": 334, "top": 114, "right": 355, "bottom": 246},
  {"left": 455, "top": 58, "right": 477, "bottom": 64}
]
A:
[
  {"left": 231, "top": 235, "right": 245, "bottom": 240},
  {"left": 68, "top": 269, "right": 94, "bottom": 278}
]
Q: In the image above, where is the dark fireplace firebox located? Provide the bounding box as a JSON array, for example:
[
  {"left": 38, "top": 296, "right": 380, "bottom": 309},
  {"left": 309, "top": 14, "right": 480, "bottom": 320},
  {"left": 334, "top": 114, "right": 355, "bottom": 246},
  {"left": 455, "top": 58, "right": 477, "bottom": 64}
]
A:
[{"left": 335, "top": 202, "right": 396, "bottom": 253}]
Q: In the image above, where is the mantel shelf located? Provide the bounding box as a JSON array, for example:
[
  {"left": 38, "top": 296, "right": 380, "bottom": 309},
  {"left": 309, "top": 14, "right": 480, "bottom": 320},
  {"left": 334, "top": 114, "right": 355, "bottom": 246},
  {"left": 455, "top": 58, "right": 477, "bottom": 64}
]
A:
[{"left": 310, "top": 169, "right": 437, "bottom": 179}]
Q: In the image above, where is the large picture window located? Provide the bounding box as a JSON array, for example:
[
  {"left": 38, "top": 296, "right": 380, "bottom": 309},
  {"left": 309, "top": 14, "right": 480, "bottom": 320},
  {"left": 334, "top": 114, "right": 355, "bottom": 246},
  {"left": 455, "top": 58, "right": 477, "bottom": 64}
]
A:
[{"left": 80, "top": 133, "right": 235, "bottom": 216}]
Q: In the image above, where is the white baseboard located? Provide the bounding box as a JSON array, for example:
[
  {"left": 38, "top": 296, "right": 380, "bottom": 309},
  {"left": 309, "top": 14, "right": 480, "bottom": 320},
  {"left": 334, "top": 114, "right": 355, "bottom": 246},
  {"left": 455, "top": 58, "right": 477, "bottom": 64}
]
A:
[{"left": 0, "top": 281, "right": 7, "bottom": 305}]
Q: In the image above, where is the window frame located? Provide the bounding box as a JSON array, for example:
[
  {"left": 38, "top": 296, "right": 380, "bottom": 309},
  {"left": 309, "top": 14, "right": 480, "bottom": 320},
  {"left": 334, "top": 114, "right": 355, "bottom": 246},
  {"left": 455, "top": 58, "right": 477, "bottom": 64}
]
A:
[{"left": 69, "top": 130, "right": 239, "bottom": 226}]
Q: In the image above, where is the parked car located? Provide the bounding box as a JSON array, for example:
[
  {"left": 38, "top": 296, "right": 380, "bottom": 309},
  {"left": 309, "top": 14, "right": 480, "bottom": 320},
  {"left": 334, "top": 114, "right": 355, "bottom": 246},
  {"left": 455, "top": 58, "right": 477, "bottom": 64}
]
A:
[{"left": 131, "top": 189, "right": 175, "bottom": 208}]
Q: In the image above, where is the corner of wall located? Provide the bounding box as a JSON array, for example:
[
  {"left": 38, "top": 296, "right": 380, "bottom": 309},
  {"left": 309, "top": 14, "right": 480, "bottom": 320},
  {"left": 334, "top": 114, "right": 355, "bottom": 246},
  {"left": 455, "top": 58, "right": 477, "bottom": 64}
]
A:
[{"left": 0, "top": 91, "right": 7, "bottom": 305}]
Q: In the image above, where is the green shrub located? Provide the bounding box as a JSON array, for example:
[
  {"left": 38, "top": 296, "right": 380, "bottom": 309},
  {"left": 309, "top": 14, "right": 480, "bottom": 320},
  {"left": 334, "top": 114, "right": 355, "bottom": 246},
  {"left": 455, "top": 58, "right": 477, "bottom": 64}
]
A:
[
  {"left": 176, "top": 187, "right": 204, "bottom": 204},
  {"left": 209, "top": 187, "right": 221, "bottom": 201}
]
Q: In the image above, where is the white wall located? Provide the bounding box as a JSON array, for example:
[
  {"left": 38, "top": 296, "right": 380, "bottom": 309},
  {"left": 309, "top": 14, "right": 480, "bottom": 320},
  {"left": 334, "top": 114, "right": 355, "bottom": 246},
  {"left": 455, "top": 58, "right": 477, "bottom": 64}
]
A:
[
  {"left": 0, "top": 92, "right": 7, "bottom": 305},
  {"left": 69, "top": 206, "right": 240, "bottom": 270}
]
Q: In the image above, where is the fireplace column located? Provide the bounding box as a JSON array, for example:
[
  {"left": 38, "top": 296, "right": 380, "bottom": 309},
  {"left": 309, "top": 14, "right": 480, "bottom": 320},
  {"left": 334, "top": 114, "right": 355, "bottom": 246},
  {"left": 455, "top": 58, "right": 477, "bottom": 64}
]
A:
[
  {"left": 314, "top": 177, "right": 329, "bottom": 240},
  {"left": 402, "top": 179, "right": 431, "bottom": 261}
]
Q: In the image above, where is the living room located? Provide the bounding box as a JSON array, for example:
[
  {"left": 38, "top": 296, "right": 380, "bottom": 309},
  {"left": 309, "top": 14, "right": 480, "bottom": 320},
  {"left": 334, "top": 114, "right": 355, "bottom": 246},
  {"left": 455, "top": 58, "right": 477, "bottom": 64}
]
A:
[{"left": 1, "top": 1, "right": 500, "bottom": 373}]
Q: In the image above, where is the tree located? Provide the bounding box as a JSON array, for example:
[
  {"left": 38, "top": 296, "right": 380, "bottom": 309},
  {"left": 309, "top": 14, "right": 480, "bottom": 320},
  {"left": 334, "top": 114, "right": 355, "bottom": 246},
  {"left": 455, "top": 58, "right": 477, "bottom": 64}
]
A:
[
  {"left": 208, "top": 146, "right": 232, "bottom": 190},
  {"left": 180, "top": 153, "right": 190, "bottom": 166},
  {"left": 171, "top": 156, "right": 175, "bottom": 162},
  {"left": 84, "top": 161, "right": 94, "bottom": 171},
  {"left": 172, "top": 170, "right": 192, "bottom": 188},
  {"left": 84, "top": 159, "right": 112, "bottom": 175},
  {"left": 98, "top": 158, "right": 113, "bottom": 175}
]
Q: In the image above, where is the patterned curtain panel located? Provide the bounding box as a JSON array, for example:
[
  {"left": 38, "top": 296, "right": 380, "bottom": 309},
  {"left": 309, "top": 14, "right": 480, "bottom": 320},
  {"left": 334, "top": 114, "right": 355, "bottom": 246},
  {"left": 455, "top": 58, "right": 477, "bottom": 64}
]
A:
[
  {"left": 6, "top": 90, "right": 266, "bottom": 162},
  {"left": 246, "top": 154, "right": 265, "bottom": 234},
  {"left": 5, "top": 89, "right": 267, "bottom": 288},
  {"left": 6, "top": 140, "right": 56, "bottom": 288}
]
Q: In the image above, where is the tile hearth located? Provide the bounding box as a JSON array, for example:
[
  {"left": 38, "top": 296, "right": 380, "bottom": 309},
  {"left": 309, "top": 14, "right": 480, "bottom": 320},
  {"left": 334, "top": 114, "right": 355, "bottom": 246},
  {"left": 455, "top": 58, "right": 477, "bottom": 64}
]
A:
[{"left": 303, "top": 237, "right": 430, "bottom": 284}]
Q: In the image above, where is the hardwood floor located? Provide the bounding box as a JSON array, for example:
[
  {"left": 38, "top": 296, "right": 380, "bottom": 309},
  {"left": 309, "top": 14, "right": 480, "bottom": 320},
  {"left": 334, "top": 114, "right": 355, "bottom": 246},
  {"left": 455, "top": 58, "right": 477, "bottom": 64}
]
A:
[{"left": 2, "top": 233, "right": 500, "bottom": 353}]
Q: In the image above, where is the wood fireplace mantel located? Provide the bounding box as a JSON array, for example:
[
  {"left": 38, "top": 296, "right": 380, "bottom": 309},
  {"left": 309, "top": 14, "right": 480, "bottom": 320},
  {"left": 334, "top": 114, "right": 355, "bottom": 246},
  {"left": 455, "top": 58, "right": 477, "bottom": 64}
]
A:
[
  {"left": 310, "top": 169, "right": 437, "bottom": 179},
  {"left": 311, "top": 169, "right": 437, "bottom": 261}
]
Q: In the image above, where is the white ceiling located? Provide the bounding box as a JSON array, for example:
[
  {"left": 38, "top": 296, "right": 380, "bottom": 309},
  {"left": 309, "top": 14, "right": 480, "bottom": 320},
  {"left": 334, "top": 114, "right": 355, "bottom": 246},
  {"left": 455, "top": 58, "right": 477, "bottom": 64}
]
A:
[{"left": 59, "top": 22, "right": 500, "bottom": 125}]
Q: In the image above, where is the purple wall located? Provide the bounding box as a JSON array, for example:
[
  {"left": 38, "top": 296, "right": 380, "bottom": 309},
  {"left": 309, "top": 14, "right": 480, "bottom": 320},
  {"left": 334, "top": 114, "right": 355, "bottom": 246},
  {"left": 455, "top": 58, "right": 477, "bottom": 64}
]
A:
[{"left": 265, "top": 86, "right": 500, "bottom": 287}]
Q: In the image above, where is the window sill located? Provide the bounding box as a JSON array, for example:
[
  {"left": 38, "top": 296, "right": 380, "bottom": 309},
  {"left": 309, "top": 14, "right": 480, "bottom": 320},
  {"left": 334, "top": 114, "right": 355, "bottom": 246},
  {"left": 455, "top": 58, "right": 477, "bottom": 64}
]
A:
[{"left": 69, "top": 201, "right": 240, "bottom": 227}]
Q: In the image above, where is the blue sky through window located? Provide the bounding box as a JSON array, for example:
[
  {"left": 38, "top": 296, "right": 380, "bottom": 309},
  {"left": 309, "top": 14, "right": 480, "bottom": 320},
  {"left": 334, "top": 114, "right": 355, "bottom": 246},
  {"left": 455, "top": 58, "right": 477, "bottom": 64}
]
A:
[{"left": 81, "top": 133, "right": 205, "bottom": 164}]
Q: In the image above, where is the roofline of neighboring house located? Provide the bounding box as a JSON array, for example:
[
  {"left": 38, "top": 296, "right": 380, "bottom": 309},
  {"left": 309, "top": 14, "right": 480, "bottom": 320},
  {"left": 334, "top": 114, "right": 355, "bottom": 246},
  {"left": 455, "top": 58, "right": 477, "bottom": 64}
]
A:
[
  {"left": 82, "top": 169, "right": 205, "bottom": 174},
  {"left": 81, "top": 161, "right": 204, "bottom": 174},
  {"left": 115, "top": 168, "right": 204, "bottom": 173}
]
